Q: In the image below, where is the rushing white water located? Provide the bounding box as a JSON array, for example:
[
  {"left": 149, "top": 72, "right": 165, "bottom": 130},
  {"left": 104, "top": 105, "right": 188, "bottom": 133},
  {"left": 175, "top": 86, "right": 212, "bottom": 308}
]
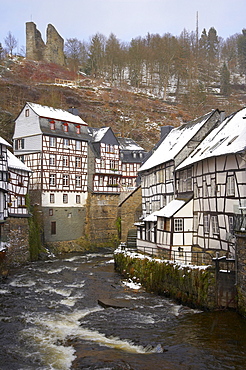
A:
[{"left": 1, "top": 252, "right": 245, "bottom": 370}]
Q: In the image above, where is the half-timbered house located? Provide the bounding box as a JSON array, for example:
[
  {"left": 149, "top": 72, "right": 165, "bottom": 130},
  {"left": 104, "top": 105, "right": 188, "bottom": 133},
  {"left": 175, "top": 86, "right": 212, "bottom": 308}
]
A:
[
  {"left": 118, "top": 137, "right": 147, "bottom": 191},
  {"left": 175, "top": 107, "right": 246, "bottom": 258},
  {"left": 136, "top": 109, "right": 223, "bottom": 253},
  {"left": 13, "top": 102, "right": 91, "bottom": 242},
  {"left": 0, "top": 137, "right": 11, "bottom": 246},
  {"left": 7, "top": 149, "right": 32, "bottom": 217},
  {"left": 88, "top": 127, "right": 121, "bottom": 193}
]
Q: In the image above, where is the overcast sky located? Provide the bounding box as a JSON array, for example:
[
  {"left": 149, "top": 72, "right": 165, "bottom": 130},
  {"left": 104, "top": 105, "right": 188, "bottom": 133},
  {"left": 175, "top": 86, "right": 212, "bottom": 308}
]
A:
[{"left": 1, "top": 0, "right": 245, "bottom": 52}]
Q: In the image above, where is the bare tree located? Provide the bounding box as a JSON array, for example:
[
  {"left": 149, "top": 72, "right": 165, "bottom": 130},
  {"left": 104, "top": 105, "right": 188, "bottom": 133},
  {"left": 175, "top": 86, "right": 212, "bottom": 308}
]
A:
[{"left": 4, "top": 31, "right": 18, "bottom": 56}]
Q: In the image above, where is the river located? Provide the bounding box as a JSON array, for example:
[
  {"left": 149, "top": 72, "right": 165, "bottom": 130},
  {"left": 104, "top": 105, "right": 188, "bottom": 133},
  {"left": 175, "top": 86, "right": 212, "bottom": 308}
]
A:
[{"left": 0, "top": 250, "right": 246, "bottom": 370}]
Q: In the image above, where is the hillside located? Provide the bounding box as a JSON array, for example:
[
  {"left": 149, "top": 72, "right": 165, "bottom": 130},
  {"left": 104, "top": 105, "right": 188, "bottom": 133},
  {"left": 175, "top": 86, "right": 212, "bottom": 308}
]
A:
[{"left": 0, "top": 57, "right": 245, "bottom": 150}]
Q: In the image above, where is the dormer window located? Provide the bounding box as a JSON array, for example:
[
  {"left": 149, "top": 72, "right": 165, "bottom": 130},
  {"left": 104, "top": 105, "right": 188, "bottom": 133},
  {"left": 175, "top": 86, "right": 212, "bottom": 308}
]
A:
[
  {"left": 50, "top": 120, "right": 55, "bottom": 130},
  {"left": 133, "top": 152, "right": 137, "bottom": 158},
  {"left": 63, "top": 123, "right": 68, "bottom": 132},
  {"left": 76, "top": 125, "right": 81, "bottom": 134}
]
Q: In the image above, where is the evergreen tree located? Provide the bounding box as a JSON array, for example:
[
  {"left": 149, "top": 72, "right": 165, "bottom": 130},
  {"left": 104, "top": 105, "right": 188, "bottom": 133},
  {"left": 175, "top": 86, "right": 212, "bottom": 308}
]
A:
[
  {"left": 86, "top": 33, "right": 106, "bottom": 78},
  {"left": 220, "top": 62, "right": 231, "bottom": 96}
]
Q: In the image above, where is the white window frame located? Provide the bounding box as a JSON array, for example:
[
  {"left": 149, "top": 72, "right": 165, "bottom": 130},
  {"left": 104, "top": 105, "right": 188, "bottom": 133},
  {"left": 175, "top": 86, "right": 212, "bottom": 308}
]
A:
[
  {"left": 49, "top": 174, "right": 56, "bottom": 186},
  {"left": 227, "top": 175, "right": 235, "bottom": 196},
  {"left": 75, "top": 176, "right": 81, "bottom": 187},
  {"left": 63, "top": 175, "right": 69, "bottom": 186},
  {"left": 49, "top": 137, "right": 56, "bottom": 148},
  {"left": 204, "top": 214, "right": 209, "bottom": 233},
  {"left": 211, "top": 215, "right": 219, "bottom": 235},
  {"left": 174, "top": 218, "right": 183, "bottom": 232}
]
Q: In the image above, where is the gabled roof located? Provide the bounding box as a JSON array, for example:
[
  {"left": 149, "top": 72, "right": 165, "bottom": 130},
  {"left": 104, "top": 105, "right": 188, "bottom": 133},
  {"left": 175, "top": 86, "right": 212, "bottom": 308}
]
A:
[
  {"left": 177, "top": 107, "right": 246, "bottom": 170},
  {"left": 139, "top": 110, "right": 217, "bottom": 172},
  {"left": 118, "top": 137, "right": 145, "bottom": 151},
  {"left": 26, "top": 102, "right": 87, "bottom": 125},
  {"left": 7, "top": 150, "right": 32, "bottom": 172},
  {"left": 88, "top": 127, "right": 110, "bottom": 142},
  {"left": 0, "top": 137, "right": 11, "bottom": 147}
]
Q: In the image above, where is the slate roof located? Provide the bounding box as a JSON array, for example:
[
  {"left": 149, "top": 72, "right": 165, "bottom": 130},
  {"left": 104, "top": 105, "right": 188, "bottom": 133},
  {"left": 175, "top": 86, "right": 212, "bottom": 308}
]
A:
[
  {"left": 177, "top": 107, "right": 246, "bottom": 170},
  {"left": 139, "top": 110, "right": 217, "bottom": 172}
]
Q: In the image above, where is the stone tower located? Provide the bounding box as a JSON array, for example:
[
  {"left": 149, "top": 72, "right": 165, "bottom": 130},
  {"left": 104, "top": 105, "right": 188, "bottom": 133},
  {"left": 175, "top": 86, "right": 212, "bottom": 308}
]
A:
[
  {"left": 26, "top": 22, "right": 45, "bottom": 61},
  {"left": 26, "top": 22, "right": 65, "bottom": 66}
]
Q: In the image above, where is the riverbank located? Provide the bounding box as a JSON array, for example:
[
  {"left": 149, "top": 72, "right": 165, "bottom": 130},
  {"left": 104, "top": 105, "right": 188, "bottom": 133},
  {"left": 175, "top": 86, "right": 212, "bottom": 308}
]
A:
[{"left": 114, "top": 247, "right": 220, "bottom": 310}]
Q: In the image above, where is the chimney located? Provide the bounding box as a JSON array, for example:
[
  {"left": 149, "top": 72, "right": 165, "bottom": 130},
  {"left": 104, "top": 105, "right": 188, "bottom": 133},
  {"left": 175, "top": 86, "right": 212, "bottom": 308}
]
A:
[
  {"left": 220, "top": 111, "right": 226, "bottom": 123},
  {"left": 161, "top": 126, "right": 173, "bottom": 139}
]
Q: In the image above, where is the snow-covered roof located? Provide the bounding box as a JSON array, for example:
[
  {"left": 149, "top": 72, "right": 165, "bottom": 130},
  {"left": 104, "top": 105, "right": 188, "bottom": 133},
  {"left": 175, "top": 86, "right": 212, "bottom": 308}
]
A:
[
  {"left": 0, "top": 137, "right": 11, "bottom": 147},
  {"left": 7, "top": 150, "right": 32, "bottom": 172},
  {"left": 143, "top": 212, "right": 157, "bottom": 222},
  {"left": 143, "top": 199, "right": 187, "bottom": 222},
  {"left": 118, "top": 137, "right": 144, "bottom": 151},
  {"left": 90, "top": 127, "right": 110, "bottom": 142},
  {"left": 27, "top": 102, "right": 87, "bottom": 125},
  {"left": 177, "top": 107, "right": 246, "bottom": 170},
  {"left": 155, "top": 199, "right": 185, "bottom": 218},
  {"left": 139, "top": 111, "right": 216, "bottom": 172}
]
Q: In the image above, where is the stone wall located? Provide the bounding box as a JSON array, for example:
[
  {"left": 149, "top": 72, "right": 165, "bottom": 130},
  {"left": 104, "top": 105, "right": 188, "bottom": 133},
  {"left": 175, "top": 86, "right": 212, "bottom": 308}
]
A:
[
  {"left": 114, "top": 249, "right": 217, "bottom": 310},
  {"left": 26, "top": 22, "right": 65, "bottom": 66},
  {"left": 118, "top": 187, "right": 142, "bottom": 242},
  {"left": 236, "top": 232, "right": 246, "bottom": 316},
  {"left": 85, "top": 193, "right": 120, "bottom": 245},
  {"left": 0, "top": 217, "right": 30, "bottom": 273}
]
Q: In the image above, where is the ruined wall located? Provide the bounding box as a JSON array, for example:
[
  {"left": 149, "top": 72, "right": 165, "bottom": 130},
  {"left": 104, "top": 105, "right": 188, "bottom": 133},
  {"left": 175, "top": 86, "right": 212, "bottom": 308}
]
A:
[
  {"left": 85, "top": 193, "right": 120, "bottom": 245},
  {"left": 26, "top": 22, "right": 65, "bottom": 66},
  {"left": 118, "top": 187, "right": 142, "bottom": 242}
]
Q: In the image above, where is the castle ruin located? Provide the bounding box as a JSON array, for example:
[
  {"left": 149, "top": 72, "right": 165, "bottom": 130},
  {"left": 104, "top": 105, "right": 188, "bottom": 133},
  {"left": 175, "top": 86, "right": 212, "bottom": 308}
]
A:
[{"left": 26, "top": 22, "right": 65, "bottom": 66}]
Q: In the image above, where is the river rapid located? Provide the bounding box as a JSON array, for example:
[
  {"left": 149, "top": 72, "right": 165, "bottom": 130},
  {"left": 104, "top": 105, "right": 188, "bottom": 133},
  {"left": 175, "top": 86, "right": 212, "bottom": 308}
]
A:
[{"left": 0, "top": 251, "right": 246, "bottom": 370}]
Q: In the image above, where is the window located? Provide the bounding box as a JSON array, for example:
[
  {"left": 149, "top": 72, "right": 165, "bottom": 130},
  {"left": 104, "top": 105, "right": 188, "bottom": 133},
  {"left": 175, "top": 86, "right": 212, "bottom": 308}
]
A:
[
  {"left": 178, "top": 168, "right": 192, "bottom": 192},
  {"left": 63, "top": 175, "right": 69, "bottom": 186},
  {"left": 228, "top": 216, "right": 234, "bottom": 233},
  {"left": 51, "top": 221, "right": 56, "bottom": 235},
  {"left": 211, "top": 215, "right": 219, "bottom": 234},
  {"left": 63, "top": 155, "right": 69, "bottom": 167},
  {"left": 75, "top": 140, "right": 81, "bottom": 150},
  {"left": 193, "top": 214, "right": 198, "bottom": 232},
  {"left": 50, "top": 193, "right": 55, "bottom": 203},
  {"left": 15, "top": 139, "right": 25, "bottom": 150},
  {"left": 76, "top": 125, "right": 81, "bottom": 134},
  {"left": 25, "top": 109, "right": 29, "bottom": 117},
  {"left": 63, "top": 194, "right": 68, "bottom": 203},
  {"left": 63, "top": 138, "right": 69, "bottom": 147},
  {"left": 76, "top": 195, "right": 81, "bottom": 204},
  {"left": 99, "top": 176, "right": 104, "bottom": 186},
  {"left": 174, "top": 218, "right": 183, "bottom": 232},
  {"left": 49, "top": 174, "right": 56, "bottom": 186},
  {"left": 75, "top": 157, "right": 81, "bottom": 168},
  {"left": 110, "top": 160, "right": 118, "bottom": 170},
  {"left": 227, "top": 176, "right": 235, "bottom": 196},
  {"left": 49, "top": 154, "right": 56, "bottom": 166},
  {"left": 49, "top": 137, "right": 56, "bottom": 147},
  {"left": 50, "top": 120, "right": 55, "bottom": 130},
  {"left": 211, "top": 179, "right": 217, "bottom": 196},
  {"left": 204, "top": 214, "right": 209, "bottom": 233},
  {"left": 63, "top": 123, "right": 68, "bottom": 132},
  {"left": 49, "top": 209, "right": 53, "bottom": 216},
  {"left": 75, "top": 176, "right": 81, "bottom": 187}
]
